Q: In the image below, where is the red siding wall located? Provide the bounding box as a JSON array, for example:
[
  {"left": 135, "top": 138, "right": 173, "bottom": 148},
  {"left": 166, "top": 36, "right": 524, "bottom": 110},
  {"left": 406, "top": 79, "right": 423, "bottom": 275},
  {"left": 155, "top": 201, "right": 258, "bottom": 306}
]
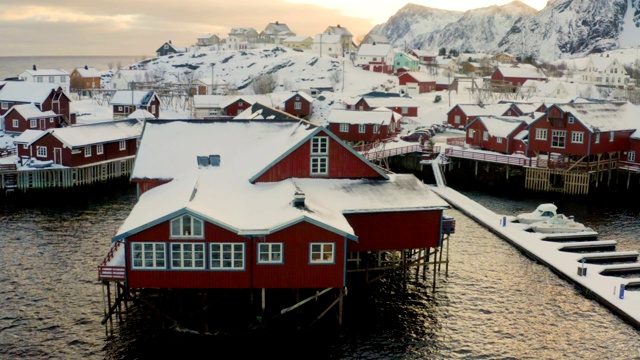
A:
[
  {"left": 447, "top": 106, "right": 470, "bottom": 128},
  {"left": 29, "top": 135, "right": 137, "bottom": 167},
  {"left": 4, "top": 111, "right": 64, "bottom": 134},
  {"left": 224, "top": 99, "right": 252, "bottom": 116},
  {"left": 346, "top": 210, "right": 443, "bottom": 252},
  {"left": 284, "top": 97, "right": 312, "bottom": 118},
  {"left": 253, "top": 131, "right": 384, "bottom": 182}
]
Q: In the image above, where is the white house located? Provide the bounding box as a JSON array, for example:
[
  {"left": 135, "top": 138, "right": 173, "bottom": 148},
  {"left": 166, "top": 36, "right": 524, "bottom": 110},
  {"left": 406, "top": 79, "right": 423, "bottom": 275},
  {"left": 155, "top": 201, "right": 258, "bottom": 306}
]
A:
[
  {"left": 312, "top": 34, "right": 342, "bottom": 58},
  {"left": 577, "top": 54, "right": 633, "bottom": 88},
  {"left": 110, "top": 69, "right": 152, "bottom": 90},
  {"left": 355, "top": 44, "right": 394, "bottom": 73},
  {"left": 228, "top": 28, "right": 259, "bottom": 50},
  {"left": 18, "top": 68, "right": 70, "bottom": 93}
]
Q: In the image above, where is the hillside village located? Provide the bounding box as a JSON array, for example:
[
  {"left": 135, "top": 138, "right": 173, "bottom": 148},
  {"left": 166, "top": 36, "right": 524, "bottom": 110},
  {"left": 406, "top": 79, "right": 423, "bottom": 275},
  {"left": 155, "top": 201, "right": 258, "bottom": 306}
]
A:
[{"left": 2, "top": 20, "right": 640, "bottom": 195}]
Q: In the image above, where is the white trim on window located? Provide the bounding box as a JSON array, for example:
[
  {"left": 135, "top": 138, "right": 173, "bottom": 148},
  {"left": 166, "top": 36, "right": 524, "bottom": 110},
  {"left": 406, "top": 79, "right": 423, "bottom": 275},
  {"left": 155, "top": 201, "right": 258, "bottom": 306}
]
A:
[
  {"left": 119, "top": 140, "right": 126, "bottom": 151},
  {"left": 131, "top": 243, "right": 166, "bottom": 269},
  {"left": 310, "top": 156, "right": 328, "bottom": 175},
  {"left": 12, "top": 119, "right": 18, "bottom": 128},
  {"left": 30, "top": 119, "right": 37, "bottom": 128},
  {"left": 339, "top": 123, "right": 349, "bottom": 133},
  {"left": 571, "top": 131, "right": 584, "bottom": 144},
  {"left": 257, "top": 243, "right": 283, "bottom": 264},
  {"left": 535, "top": 128, "right": 548, "bottom": 141},
  {"left": 96, "top": 144, "right": 104, "bottom": 155},
  {"left": 310, "top": 136, "right": 328, "bottom": 154},
  {"left": 210, "top": 243, "right": 245, "bottom": 270},
  {"left": 171, "top": 243, "right": 205, "bottom": 269},
  {"left": 170, "top": 214, "right": 204, "bottom": 238},
  {"left": 84, "top": 146, "right": 91, "bottom": 157},
  {"left": 358, "top": 124, "right": 366, "bottom": 133},
  {"left": 309, "top": 243, "right": 335, "bottom": 264},
  {"left": 36, "top": 146, "right": 47, "bottom": 157}
]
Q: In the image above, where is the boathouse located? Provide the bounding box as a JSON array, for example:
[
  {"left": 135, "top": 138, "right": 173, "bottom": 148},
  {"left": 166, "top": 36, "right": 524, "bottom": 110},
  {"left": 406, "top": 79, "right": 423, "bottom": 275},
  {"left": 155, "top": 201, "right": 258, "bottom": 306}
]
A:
[
  {"left": 0, "top": 81, "right": 73, "bottom": 123},
  {"left": 282, "top": 91, "right": 313, "bottom": 118},
  {"left": 2, "top": 104, "right": 66, "bottom": 135},
  {"left": 98, "top": 119, "right": 450, "bottom": 328},
  {"left": 465, "top": 113, "right": 543, "bottom": 154},
  {"left": 327, "top": 108, "right": 400, "bottom": 146}
]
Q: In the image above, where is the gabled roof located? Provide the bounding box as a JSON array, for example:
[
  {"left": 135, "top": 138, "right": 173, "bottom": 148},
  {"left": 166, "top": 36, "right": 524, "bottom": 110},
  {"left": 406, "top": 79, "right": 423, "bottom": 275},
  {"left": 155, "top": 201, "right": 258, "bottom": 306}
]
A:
[
  {"left": 13, "top": 129, "right": 47, "bottom": 145},
  {"left": 46, "top": 119, "right": 142, "bottom": 148},
  {"left": 0, "top": 81, "right": 60, "bottom": 103},
  {"left": 448, "top": 103, "right": 511, "bottom": 116},
  {"left": 411, "top": 49, "right": 435, "bottom": 58},
  {"left": 262, "top": 22, "right": 294, "bottom": 36},
  {"left": 284, "top": 91, "right": 314, "bottom": 103},
  {"left": 223, "top": 95, "right": 273, "bottom": 109},
  {"left": 20, "top": 69, "right": 69, "bottom": 77},
  {"left": 112, "top": 69, "right": 149, "bottom": 83},
  {"left": 73, "top": 67, "right": 101, "bottom": 78},
  {"left": 327, "top": 108, "right": 393, "bottom": 125},
  {"left": 5, "top": 103, "right": 57, "bottom": 119},
  {"left": 496, "top": 64, "right": 547, "bottom": 79},
  {"left": 282, "top": 36, "right": 312, "bottom": 43},
  {"left": 109, "top": 91, "right": 157, "bottom": 106},
  {"left": 357, "top": 44, "right": 393, "bottom": 57},
  {"left": 313, "top": 34, "right": 341, "bottom": 44},
  {"left": 234, "top": 102, "right": 300, "bottom": 121},
  {"left": 363, "top": 34, "right": 390, "bottom": 44},
  {"left": 127, "top": 109, "right": 156, "bottom": 120},
  {"left": 586, "top": 55, "right": 621, "bottom": 71},
  {"left": 324, "top": 25, "right": 352, "bottom": 36},
  {"left": 395, "top": 52, "right": 419, "bottom": 62},
  {"left": 116, "top": 120, "right": 446, "bottom": 241},
  {"left": 470, "top": 114, "right": 542, "bottom": 138},
  {"left": 362, "top": 97, "right": 419, "bottom": 108},
  {"left": 229, "top": 28, "right": 259, "bottom": 36},
  {"left": 549, "top": 102, "right": 640, "bottom": 133},
  {"left": 399, "top": 72, "right": 436, "bottom": 83}
]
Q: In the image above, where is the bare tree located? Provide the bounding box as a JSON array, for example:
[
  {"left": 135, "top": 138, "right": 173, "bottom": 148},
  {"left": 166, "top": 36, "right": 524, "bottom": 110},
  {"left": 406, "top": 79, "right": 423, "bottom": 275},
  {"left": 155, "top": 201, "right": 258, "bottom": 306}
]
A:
[{"left": 251, "top": 73, "right": 278, "bottom": 94}]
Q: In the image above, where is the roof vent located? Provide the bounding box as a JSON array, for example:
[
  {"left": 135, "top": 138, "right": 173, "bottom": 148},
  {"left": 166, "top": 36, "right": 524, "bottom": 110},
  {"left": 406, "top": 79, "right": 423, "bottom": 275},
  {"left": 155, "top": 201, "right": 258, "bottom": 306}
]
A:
[
  {"left": 209, "top": 155, "right": 220, "bottom": 166},
  {"left": 197, "top": 155, "right": 221, "bottom": 167},
  {"left": 293, "top": 190, "right": 305, "bottom": 208}
]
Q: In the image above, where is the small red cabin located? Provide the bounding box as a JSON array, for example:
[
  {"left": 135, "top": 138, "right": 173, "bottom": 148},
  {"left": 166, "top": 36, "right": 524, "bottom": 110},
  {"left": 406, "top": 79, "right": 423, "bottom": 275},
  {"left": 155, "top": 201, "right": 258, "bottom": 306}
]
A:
[{"left": 283, "top": 91, "right": 314, "bottom": 118}]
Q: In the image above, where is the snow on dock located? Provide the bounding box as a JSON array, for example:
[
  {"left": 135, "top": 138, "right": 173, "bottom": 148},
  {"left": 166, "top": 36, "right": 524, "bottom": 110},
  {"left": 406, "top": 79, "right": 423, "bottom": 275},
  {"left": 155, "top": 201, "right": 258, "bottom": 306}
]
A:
[{"left": 427, "top": 162, "right": 640, "bottom": 328}]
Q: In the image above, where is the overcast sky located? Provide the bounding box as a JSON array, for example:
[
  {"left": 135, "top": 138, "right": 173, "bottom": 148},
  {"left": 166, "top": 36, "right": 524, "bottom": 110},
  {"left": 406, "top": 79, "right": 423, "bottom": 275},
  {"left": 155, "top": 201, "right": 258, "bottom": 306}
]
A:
[{"left": 0, "top": 0, "right": 546, "bottom": 57}]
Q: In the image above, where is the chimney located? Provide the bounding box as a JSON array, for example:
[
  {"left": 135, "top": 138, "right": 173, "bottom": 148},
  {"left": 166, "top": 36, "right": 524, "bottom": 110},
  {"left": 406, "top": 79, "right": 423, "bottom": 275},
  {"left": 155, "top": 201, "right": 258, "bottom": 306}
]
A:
[
  {"left": 293, "top": 190, "right": 305, "bottom": 208},
  {"left": 33, "top": 64, "right": 37, "bottom": 71},
  {"left": 84, "top": 65, "right": 88, "bottom": 70}
]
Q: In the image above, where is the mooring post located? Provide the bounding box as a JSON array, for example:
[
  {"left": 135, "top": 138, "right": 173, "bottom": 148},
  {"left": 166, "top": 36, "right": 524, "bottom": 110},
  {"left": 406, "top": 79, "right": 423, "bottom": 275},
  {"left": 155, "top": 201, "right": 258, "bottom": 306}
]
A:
[{"left": 261, "top": 288, "right": 266, "bottom": 315}]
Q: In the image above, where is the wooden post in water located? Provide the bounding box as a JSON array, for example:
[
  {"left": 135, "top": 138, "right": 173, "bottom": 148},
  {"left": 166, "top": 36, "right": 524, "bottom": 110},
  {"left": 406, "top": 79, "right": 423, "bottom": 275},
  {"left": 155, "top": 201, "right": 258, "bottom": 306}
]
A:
[{"left": 261, "top": 288, "right": 266, "bottom": 315}]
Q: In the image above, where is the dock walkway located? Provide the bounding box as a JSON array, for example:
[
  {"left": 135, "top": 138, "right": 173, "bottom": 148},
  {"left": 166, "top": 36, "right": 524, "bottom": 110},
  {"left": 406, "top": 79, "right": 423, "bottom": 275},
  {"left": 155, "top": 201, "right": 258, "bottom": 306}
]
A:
[{"left": 426, "top": 156, "right": 640, "bottom": 328}]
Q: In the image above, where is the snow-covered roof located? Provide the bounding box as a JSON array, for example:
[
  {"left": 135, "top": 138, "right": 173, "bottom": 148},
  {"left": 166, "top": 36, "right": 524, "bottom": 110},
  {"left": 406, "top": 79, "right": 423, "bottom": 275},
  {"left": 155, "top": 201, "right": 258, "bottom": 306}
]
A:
[
  {"left": 234, "top": 102, "right": 299, "bottom": 120},
  {"left": 587, "top": 55, "right": 620, "bottom": 71},
  {"left": 282, "top": 36, "right": 312, "bottom": 43},
  {"left": 325, "top": 26, "right": 352, "bottom": 36},
  {"left": 116, "top": 120, "right": 447, "bottom": 241},
  {"left": 49, "top": 119, "right": 142, "bottom": 148},
  {"left": 6, "top": 103, "right": 57, "bottom": 119},
  {"left": 193, "top": 95, "right": 228, "bottom": 108},
  {"left": 286, "top": 91, "right": 314, "bottom": 103},
  {"left": 21, "top": 69, "right": 69, "bottom": 76},
  {"left": 0, "top": 81, "right": 59, "bottom": 103},
  {"left": 400, "top": 72, "right": 436, "bottom": 82},
  {"left": 127, "top": 109, "right": 156, "bottom": 120},
  {"left": 13, "top": 129, "right": 46, "bottom": 145},
  {"left": 473, "top": 114, "right": 541, "bottom": 138},
  {"left": 396, "top": 52, "right": 419, "bottom": 62},
  {"left": 452, "top": 103, "right": 512, "bottom": 116},
  {"left": 363, "top": 34, "right": 389, "bottom": 44},
  {"left": 357, "top": 44, "right": 393, "bottom": 57},
  {"left": 497, "top": 64, "right": 547, "bottom": 79},
  {"left": 411, "top": 49, "right": 435, "bottom": 58},
  {"left": 112, "top": 69, "right": 149, "bottom": 83},
  {"left": 73, "top": 67, "right": 101, "bottom": 78},
  {"left": 229, "top": 28, "right": 258, "bottom": 36},
  {"left": 553, "top": 102, "right": 640, "bottom": 132},
  {"left": 109, "top": 91, "right": 156, "bottom": 106},
  {"left": 363, "top": 97, "right": 419, "bottom": 108},
  {"left": 327, "top": 109, "right": 392, "bottom": 125},
  {"left": 313, "top": 34, "right": 341, "bottom": 44}
]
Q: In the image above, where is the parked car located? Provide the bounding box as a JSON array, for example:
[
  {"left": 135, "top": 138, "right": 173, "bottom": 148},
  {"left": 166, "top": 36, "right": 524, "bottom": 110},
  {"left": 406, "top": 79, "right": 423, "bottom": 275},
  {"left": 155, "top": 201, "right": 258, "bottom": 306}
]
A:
[{"left": 401, "top": 130, "right": 431, "bottom": 142}]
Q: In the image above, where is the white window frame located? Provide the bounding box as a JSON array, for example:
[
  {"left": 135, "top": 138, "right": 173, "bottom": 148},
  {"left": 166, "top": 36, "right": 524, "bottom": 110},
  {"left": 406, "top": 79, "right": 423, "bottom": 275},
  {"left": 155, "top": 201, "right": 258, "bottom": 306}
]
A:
[
  {"left": 131, "top": 243, "right": 166, "bottom": 269},
  {"left": 294, "top": 102, "right": 302, "bottom": 110},
  {"left": 496, "top": 137, "right": 503, "bottom": 144},
  {"left": 373, "top": 124, "right": 380, "bottom": 134},
  {"left": 36, "top": 146, "right": 47, "bottom": 157},
  {"left": 455, "top": 115, "right": 462, "bottom": 124},
  {"left": 1, "top": 102, "right": 8, "bottom": 110},
  {"left": 84, "top": 146, "right": 91, "bottom": 157},
  {"left": 401, "top": 107, "right": 408, "bottom": 114},
  {"left": 12, "top": 119, "right": 18, "bottom": 128},
  {"left": 171, "top": 243, "right": 205, "bottom": 269},
  {"left": 339, "top": 123, "right": 349, "bottom": 133},
  {"left": 610, "top": 131, "right": 615, "bottom": 143},
  {"left": 568, "top": 116, "right": 574, "bottom": 124},
  {"left": 119, "top": 140, "right": 126, "bottom": 151},
  {"left": 210, "top": 243, "right": 245, "bottom": 270},
  {"left": 628, "top": 151, "right": 636, "bottom": 163},
  {"left": 309, "top": 243, "right": 335, "bottom": 264},
  {"left": 49, "top": 117, "right": 54, "bottom": 123},
  {"left": 311, "top": 136, "right": 328, "bottom": 154},
  {"left": 595, "top": 133, "right": 600, "bottom": 144},
  {"left": 310, "top": 157, "right": 328, "bottom": 175},
  {"left": 30, "top": 119, "right": 37, "bottom": 128},
  {"left": 96, "top": 144, "right": 104, "bottom": 155},
  {"left": 482, "top": 131, "right": 489, "bottom": 141},
  {"left": 535, "top": 128, "right": 548, "bottom": 141},
  {"left": 467, "top": 129, "right": 474, "bottom": 138},
  {"left": 170, "top": 214, "right": 204, "bottom": 238},
  {"left": 551, "top": 130, "right": 566, "bottom": 149},
  {"left": 358, "top": 124, "right": 366, "bottom": 133},
  {"left": 571, "top": 131, "right": 584, "bottom": 144},
  {"left": 257, "top": 243, "right": 283, "bottom": 264}
]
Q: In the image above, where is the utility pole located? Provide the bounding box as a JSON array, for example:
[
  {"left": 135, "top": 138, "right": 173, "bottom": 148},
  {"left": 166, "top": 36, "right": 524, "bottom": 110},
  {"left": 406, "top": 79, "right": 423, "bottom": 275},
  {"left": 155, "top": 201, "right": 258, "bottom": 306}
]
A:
[
  {"left": 210, "top": 63, "right": 216, "bottom": 94},
  {"left": 342, "top": 60, "right": 345, "bottom": 92}
]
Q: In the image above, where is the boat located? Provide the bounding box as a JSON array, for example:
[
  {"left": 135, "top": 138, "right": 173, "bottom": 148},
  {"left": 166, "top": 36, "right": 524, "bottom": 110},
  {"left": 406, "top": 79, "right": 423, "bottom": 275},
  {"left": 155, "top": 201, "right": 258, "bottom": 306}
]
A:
[
  {"left": 529, "top": 214, "right": 593, "bottom": 234},
  {"left": 515, "top": 203, "right": 558, "bottom": 224}
]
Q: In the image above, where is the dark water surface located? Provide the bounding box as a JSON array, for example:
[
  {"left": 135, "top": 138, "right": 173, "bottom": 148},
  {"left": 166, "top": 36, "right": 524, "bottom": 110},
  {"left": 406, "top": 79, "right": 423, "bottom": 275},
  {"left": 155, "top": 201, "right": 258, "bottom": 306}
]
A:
[{"left": 0, "top": 186, "right": 639, "bottom": 359}]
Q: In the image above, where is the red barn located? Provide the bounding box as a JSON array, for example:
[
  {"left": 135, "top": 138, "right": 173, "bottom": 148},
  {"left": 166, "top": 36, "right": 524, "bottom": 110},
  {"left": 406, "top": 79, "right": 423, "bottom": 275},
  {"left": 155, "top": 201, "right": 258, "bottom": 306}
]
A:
[
  {"left": 527, "top": 102, "right": 636, "bottom": 161},
  {"left": 283, "top": 91, "right": 314, "bottom": 118},
  {"left": 3, "top": 104, "right": 66, "bottom": 135},
  {"left": 110, "top": 90, "right": 160, "bottom": 120},
  {"left": 13, "top": 120, "right": 142, "bottom": 167},
  {"left": 491, "top": 64, "right": 547, "bottom": 91},
  {"left": 327, "top": 108, "right": 400, "bottom": 145},
  {"left": 398, "top": 72, "right": 436, "bottom": 95},
  {"left": 99, "top": 120, "right": 449, "bottom": 293}
]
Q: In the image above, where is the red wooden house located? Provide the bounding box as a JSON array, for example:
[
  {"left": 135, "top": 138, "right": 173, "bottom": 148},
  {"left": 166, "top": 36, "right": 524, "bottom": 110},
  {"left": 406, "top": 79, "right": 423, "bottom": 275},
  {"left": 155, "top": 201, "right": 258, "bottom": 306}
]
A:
[
  {"left": 98, "top": 120, "right": 449, "bottom": 292},
  {"left": 0, "top": 81, "right": 72, "bottom": 123},
  {"left": 465, "top": 114, "right": 541, "bottom": 154},
  {"left": 398, "top": 72, "right": 436, "bottom": 95},
  {"left": 622, "top": 132, "right": 640, "bottom": 167},
  {"left": 349, "top": 96, "right": 419, "bottom": 117},
  {"left": 14, "top": 119, "right": 142, "bottom": 166},
  {"left": 527, "top": 102, "right": 637, "bottom": 162},
  {"left": 283, "top": 91, "right": 314, "bottom": 118},
  {"left": 3, "top": 104, "right": 65, "bottom": 135},
  {"left": 223, "top": 96, "right": 273, "bottom": 116},
  {"left": 110, "top": 90, "right": 160, "bottom": 120},
  {"left": 491, "top": 64, "right": 547, "bottom": 91},
  {"left": 327, "top": 108, "right": 400, "bottom": 144},
  {"left": 409, "top": 49, "right": 436, "bottom": 64},
  {"left": 446, "top": 103, "right": 512, "bottom": 128}
]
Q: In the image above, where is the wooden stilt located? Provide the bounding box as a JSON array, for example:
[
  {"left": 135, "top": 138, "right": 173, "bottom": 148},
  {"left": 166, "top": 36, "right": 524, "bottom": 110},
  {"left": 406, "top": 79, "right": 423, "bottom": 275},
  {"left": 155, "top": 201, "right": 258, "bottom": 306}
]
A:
[
  {"left": 106, "top": 282, "right": 113, "bottom": 331},
  {"left": 338, "top": 288, "right": 344, "bottom": 326},
  {"left": 261, "top": 288, "right": 266, "bottom": 315},
  {"left": 445, "top": 235, "right": 450, "bottom": 275},
  {"left": 422, "top": 248, "right": 428, "bottom": 280},
  {"left": 432, "top": 248, "right": 438, "bottom": 293},
  {"left": 438, "top": 244, "right": 444, "bottom": 272}
]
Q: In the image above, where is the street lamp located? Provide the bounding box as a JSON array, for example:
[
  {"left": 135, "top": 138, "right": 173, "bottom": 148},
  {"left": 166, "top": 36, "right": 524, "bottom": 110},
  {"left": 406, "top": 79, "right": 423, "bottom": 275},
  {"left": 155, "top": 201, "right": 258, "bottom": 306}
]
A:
[{"left": 210, "top": 63, "right": 216, "bottom": 94}]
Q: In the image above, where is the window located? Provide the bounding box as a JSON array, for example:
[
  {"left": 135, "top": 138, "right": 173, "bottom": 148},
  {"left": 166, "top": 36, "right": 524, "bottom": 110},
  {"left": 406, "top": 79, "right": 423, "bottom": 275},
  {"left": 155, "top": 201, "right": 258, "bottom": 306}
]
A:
[
  {"left": 171, "top": 243, "right": 205, "bottom": 269},
  {"left": 311, "top": 157, "right": 328, "bottom": 175},
  {"left": 454, "top": 115, "right": 461, "bottom": 124},
  {"left": 467, "top": 129, "right": 474, "bottom": 138},
  {"left": 170, "top": 214, "right": 204, "bottom": 238},
  {"left": 30, "top": 119, "right": 37, "bottom": 128},
  {"left": 164, "top": 44, "right": 169, "bottom": 49},
  {"left": 118, "top": 106, "right": 123, "bottom": 112},
  {"left": 238, "top": 101, "right": 243, "bottom": 106},
  {"left": 373, "top": 124, "right": 380, "bottom": 134},
  {"left": 311, "top": 136, "right": 328, "bottom": 154},
  {"left": 119, "top": 140, "right": 126, "bottom": 151},
  {"left": 568, "top": 116, "right": 574, "bottom": 124},
  {"left": 551, "top": 130, "right": 566, "bottom": 148},
  {"left": 628, "top": 151, "right": 636, "bottom": 162},
  {"left": 12, "top": 119, "right": 18, "bottom": 128},
  {"left": 294, "top": 102, "right": 302, "bottom": 110},
  {"left": 257, "top": 243, "right": 283, "bottom": 264},
  {"left": 309, "top": 243, "right": 335, "bottom": 264},
  {"left": 571, "top": 131, "right": 584, "bottom": 144},
  {"left": 84, "top": 146, "right": 91, "bottom": 157},
  {"left": 1, "top": 102, "right": 7, "bottom": 110},
  {"left": 210, "top": 243, "right": 245, "bottom": 270},
  {"left": 482, "top": 131, "right": 489, "bottom": 141},
  {"left": 496, "top": 137, "right": 503, "bottom": 144},
  {"left": 49, "top": 76, "right": 55, "bottom": 83},
  {"left": 535, "top": 128, "right": 548, "bottom": 141},
  {"left": 151, "top": 105, "right": 156, "bottom": 114},
  {"left": 132, "top": 243, "right": 166, "bottom": 269},
  {"left": 37, "top": 146, "right": 47, "bottom": 157},
  {"left": 339, "top": 123, "right": 349, "bottom": 133},
  {"left": 96, "top": 144, "right": 104, "bottom": 155},
  {"left": 401, "top": 107, "right": 408, "bottom": 114},
  {"left": 49, "top": 117, "right": 54, "bottom": 123},
  {"left": 610, "top": 131, "right": 614, "bottom": 143},
  {"left": 358, "top": 124, "right": 366, "bottom": 133},
  {"left": 595, "top": 133, "right": 600, "bottom": 144}
]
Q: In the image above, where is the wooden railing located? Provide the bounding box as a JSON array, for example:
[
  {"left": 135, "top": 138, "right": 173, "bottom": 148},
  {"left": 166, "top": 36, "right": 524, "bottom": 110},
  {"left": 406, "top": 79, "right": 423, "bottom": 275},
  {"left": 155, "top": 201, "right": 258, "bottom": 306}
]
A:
[
  {"left": 442, "top": 218, "right": 456, "bottom": 234},
  {"left": 445, "top": 148, "right": 538, "bottom": 167},
  {"left": 363, "top": 145, "right": 423, "bottom": 160},
  {"left": 446, "top": 137, "right": 467, "bottom": 148},
  {"left": 98, "top": 240, "right": 125, "bottom": 281},
  {"left": 0, "top": 164, "right": 17, "bottom": 171}
]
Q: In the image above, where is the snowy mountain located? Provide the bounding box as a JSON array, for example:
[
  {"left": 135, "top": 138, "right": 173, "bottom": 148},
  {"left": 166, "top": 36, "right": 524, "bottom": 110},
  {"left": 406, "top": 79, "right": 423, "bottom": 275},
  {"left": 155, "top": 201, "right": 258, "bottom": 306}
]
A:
[
  {"left": 367, "top": 1, "right": 536, "bottom": 52},
  {"left": 368, "top": 0, "right": 640, "bottom": 62}
]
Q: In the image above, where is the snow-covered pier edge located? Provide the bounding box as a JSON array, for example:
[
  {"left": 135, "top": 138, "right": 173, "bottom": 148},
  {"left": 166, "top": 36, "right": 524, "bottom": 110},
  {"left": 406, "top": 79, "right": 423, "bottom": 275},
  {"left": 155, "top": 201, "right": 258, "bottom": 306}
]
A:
[{"left": 429, "top": 184, "right": 640, "bottom": 330}]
